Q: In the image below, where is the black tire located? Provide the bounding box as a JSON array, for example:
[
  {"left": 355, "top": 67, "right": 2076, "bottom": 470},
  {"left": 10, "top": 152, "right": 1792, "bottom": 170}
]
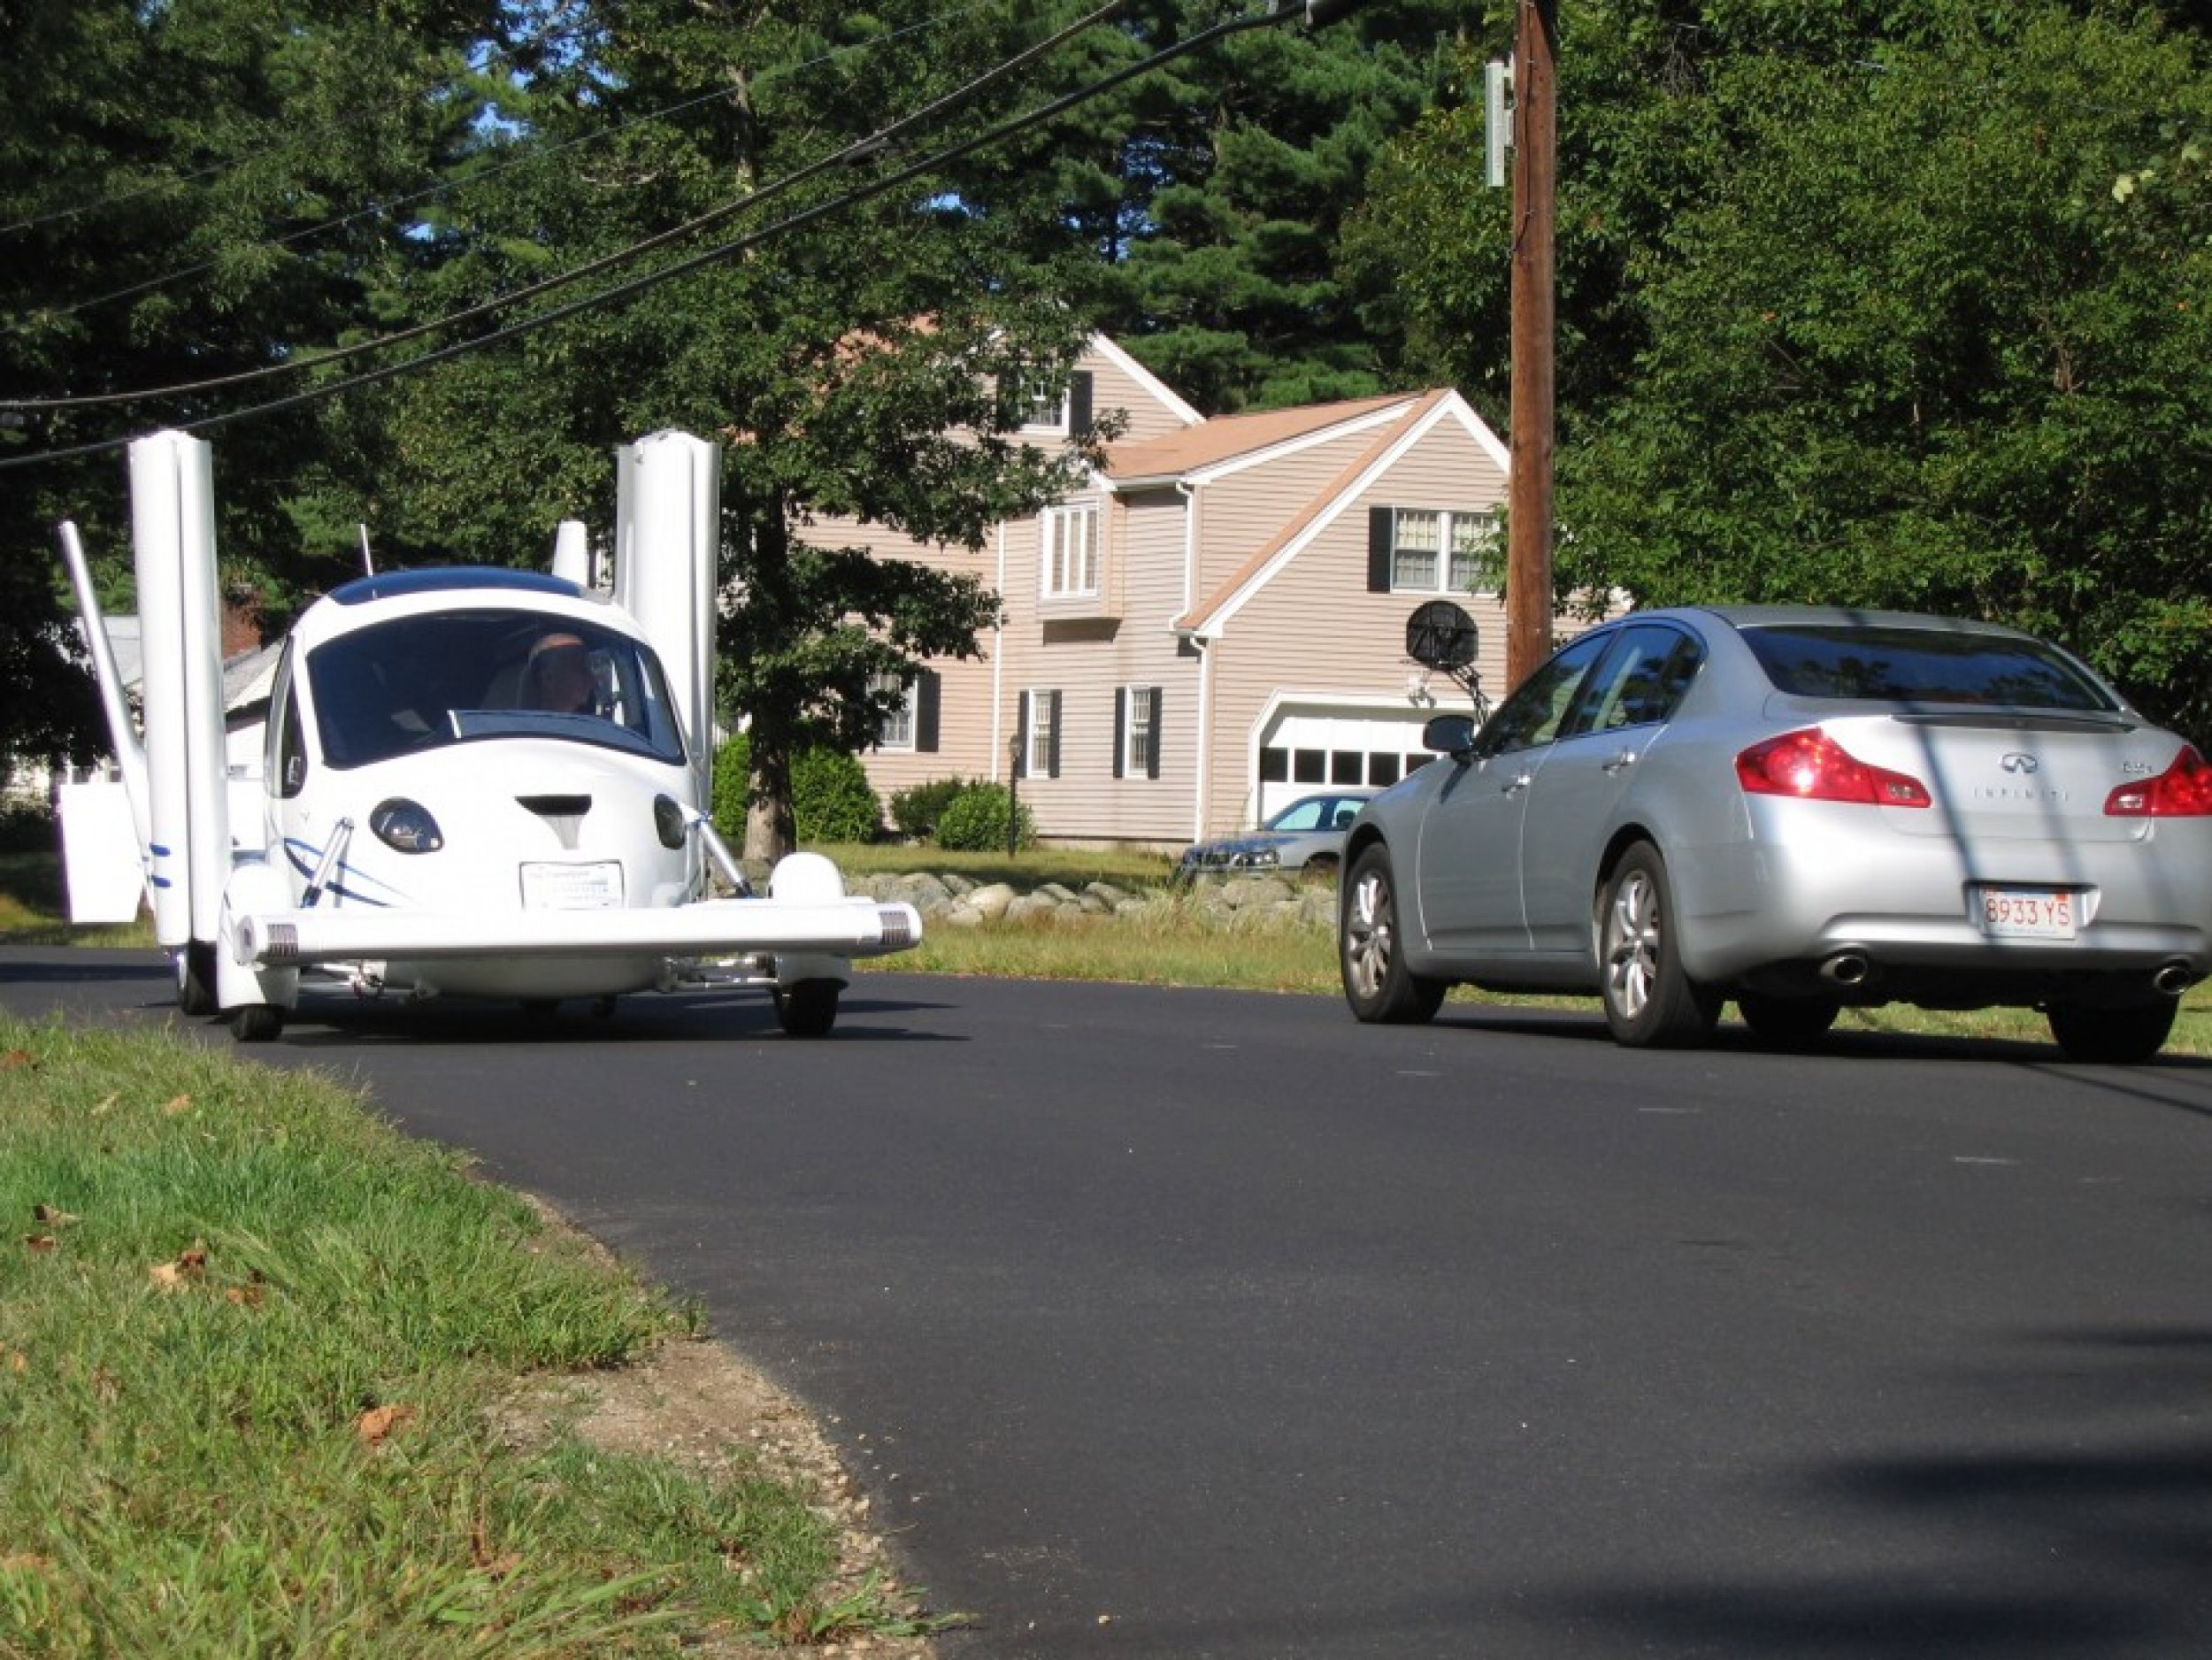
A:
[
  {"left": 2047, "top": 998, "right": 2177, "bottom": 1064},
  {"left": 1597, "top": 842, "right": 1720, "bottom": 1049},
  {"left": 1339, "top": 844, "right": 1447, "bottom": 1025},
  {"left": 774, "top": 980, "right": 840, "bottom": 1038},
  {"left": 1737, "top": 992, "right": 1841, "bottom": 1048},
  {"left": 176, "top": 941, "right": 219, "bottom": 1018},
  {"left": 230, "top": 1004, "right": 285, "bottom": 1043}
]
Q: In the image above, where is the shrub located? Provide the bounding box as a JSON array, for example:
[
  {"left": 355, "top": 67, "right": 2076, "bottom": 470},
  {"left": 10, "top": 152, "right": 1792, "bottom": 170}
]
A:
[
  {"left": 935, "top": 783, "right": 1036, "bottom": 852},
  {"left": 792, "top": 747, "right": 882, "bottom": 844},
  {"left": 887, "top": 776, "right": 972, "bottom": 842},
  {"left": 710, "top": 734, "right": 882, "bottom": 845},
  {"left": 710, "top": 734, "right": 751, "bottom": 846},
  {"left": 0, "top": 797, "right": 56, "bottom": 855}
]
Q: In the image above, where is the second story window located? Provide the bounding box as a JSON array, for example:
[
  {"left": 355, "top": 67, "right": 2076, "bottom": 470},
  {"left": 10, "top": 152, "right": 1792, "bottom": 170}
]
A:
[
  {"left": 1371, "top": 507, "right": 1502, "bottom": 596},
  {"left": 1041, "top": 503, "right": 1100, "bottom": 599}
]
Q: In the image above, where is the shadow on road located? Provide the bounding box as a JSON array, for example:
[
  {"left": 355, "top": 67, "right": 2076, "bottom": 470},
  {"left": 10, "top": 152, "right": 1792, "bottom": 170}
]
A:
[{"left": 1540, "top": 1325, "right": 2212, "bottom": 1656}]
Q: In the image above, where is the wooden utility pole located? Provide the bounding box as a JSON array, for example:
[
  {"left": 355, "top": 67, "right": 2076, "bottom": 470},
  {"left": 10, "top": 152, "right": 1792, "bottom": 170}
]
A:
[{"left": 1504, "top": 0, "right": 1558, "bottom": 690}]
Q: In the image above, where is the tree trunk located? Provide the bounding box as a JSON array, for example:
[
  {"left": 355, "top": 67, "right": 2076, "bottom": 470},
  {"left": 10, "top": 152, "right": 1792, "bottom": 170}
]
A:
[{"left": 743, "top": 719, "right": 796, "bottom": 865}]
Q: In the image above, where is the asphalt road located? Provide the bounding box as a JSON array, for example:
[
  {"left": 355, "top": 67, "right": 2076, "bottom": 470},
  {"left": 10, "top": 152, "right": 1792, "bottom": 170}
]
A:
[{"left": 5, "top": 948, "right": 2211, "bottom": 1658}]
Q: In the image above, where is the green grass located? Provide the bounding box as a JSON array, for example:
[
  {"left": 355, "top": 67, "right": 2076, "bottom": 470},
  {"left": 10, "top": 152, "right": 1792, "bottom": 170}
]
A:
[{"left": 0, "top": 1016, "right": 938, "bottom": 1656}]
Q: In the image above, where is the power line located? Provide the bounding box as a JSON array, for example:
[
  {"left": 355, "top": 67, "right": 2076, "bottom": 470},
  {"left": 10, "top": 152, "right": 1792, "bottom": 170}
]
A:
[
  {"left": 0, "top": 0, "right": 1350, "bottom": 473},
  {"left": 3, "top": 0, "right": 1008, "bottom": 335},
  {"left": 2, "top": 0, "right": 1120, "bottom": 410}
]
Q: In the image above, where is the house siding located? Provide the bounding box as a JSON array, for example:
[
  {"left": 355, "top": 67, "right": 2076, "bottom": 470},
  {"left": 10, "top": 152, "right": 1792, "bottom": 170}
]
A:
[
  {"left": 1198, "top": 419, "right": 1511, "bottom": 836},
  {"left": 788, "top": 334, "right": 1571, "bottom": 850},
  {"left": 803, "top": 337, "right": 1202, "bottom": 838},
  {"left": 1187, "top": 427, "right": 1398, "bottom": 602}
]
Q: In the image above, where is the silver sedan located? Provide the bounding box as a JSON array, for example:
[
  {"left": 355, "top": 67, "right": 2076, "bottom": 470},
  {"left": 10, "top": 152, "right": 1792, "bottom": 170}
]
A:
[{"left": 1338, "top": 606, "right": 2212, "bottom": 1062}]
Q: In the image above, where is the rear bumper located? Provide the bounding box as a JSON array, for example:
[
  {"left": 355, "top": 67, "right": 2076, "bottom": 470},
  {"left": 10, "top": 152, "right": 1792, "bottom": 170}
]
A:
[{"left": 1674, "top": 815, "right": 2212, "bottom": 995}]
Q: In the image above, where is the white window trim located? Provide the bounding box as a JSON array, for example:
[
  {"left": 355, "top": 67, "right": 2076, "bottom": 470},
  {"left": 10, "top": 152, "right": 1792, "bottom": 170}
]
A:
[
  {"left": 1121, "top": 685, "right": 1156, "bottom": 780},
  {"left": 1022, "top": 688, "right": 1057, "bottom": 780},
  {"left": 1391, "top": 506, "right": 1502, "bottom": 596},
  {"left": 1041, "top": 503, "right": 1100, "bottom": 599},
  {"left": 873, "top": 672, "right": 916, "bottom": 753}
]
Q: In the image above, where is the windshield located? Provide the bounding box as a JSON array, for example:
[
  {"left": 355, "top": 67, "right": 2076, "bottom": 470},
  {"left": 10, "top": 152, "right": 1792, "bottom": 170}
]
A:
[
  {"left": 306, "top": 609, "right": 687, "bottom": 770},
  {"left": 1740, "top": 624, "right": 2119, "bottom": 712}
]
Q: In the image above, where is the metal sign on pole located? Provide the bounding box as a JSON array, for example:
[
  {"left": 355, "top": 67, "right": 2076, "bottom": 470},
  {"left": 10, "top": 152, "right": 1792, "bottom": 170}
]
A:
[{"left": 1504, "top": 0, "right": 1558, "bottom": 692}]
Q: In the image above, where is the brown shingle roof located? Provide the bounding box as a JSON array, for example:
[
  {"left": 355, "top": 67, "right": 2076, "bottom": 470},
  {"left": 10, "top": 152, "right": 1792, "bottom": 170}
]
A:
[{"left": 1103, "top": 392, "right": 1422, "bottom": 482}]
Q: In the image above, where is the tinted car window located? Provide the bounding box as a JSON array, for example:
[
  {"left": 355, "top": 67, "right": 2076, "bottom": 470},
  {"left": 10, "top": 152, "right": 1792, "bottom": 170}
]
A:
[
  {"left": 1476, "top": 631, "right": 1614, "bottom": 756},
  {"left": 308, "top": 609, "right": 687, "bottom": 770},
  {"left": 1741, "top": 625, "right": 2116, "bottom": 711},
  {"left": 1567, "top": 625, "right": 1704, "bottom": 738}
]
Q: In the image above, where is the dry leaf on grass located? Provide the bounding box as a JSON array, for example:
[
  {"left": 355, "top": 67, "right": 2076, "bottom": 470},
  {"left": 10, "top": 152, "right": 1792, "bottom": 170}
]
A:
[
  {"left": 150, "top": 1242, "right": 210, "bottom": 1288},
  {"left": 22, "top": 1235, "right": 56, "bottom": 1255},
  {"left": 31, "top": 1204, "right": 79, "bottom": 1228},
  {"left": 1, "top": 1049, "right": 34, "bottom": 1072},
  {"left": 160, "top": 1094, "right": 192, "bottom": 1116},
  {"left": 357, "top": 1404, "right": 412, "bottom": 1446}
]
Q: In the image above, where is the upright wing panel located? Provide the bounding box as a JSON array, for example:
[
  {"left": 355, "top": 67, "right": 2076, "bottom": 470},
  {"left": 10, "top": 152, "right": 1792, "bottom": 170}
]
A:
[
  {"left": 614, "top": 431, "right": 718, "bottom": 810},
  {"left": 128, "top": 431, "right": 230, "bottom": 950},
  {"left": 550, "top": 518, "right": 592, "bottom": 588}
]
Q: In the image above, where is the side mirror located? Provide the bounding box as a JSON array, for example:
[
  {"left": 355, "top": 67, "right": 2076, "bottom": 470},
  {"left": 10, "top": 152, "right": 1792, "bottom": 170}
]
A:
[{"left": 1423, "top": 713, "right": 1479, "bottom": 759}]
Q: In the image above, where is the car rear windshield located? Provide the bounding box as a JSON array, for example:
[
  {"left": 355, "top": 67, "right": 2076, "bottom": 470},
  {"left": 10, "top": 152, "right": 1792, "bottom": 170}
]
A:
[{"left": 1740, "top": 625, "right": 2119, "bottom": 712}]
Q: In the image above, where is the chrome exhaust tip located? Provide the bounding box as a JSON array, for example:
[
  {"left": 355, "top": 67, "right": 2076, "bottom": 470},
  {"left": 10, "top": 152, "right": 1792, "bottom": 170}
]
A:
[
  {"left": 2152, "top": 961, "right": 2194, "bottom": 997},
  {"left": 1819, "top": 952, "right": 1871, "bottom": 988}
]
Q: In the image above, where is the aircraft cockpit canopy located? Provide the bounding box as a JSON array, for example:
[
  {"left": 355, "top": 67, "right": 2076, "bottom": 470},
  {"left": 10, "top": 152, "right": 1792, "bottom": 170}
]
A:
[{"left": 288, "top": 608, "right": 688, "bottom": 774}]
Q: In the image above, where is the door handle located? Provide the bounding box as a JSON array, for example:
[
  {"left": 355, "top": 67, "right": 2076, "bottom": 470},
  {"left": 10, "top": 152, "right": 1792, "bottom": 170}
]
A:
[
  {"left": 1503, "top": 772, "right": 1532, "bottom": 795},
  {"left": 1602, "top": 749, "right": 1640, "bottom": 774}
]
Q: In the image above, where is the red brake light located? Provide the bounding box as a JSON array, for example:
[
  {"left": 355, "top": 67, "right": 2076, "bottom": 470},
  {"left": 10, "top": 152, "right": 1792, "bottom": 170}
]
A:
[
  {"left": 1736, "top": 728, "right": 1932, "bottom": 808},
  {"left": 2105, "top": 745, "right": 2212, "bottom": 817}
]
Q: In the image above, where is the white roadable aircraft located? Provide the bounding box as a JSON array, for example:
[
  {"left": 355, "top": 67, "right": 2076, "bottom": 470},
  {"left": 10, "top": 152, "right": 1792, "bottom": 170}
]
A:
[{"left": 54, "top": 427, "right": 921, "bottom": 1041}]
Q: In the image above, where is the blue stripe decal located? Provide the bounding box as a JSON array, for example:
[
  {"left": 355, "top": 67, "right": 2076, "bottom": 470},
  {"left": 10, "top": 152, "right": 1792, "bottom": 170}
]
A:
[
  {"left": 150, "top": 875, "right": 173, "bottom": 888},
  {"left": 150, "top": 842, "right": 172, "bottom": 857},
  {"left": 281, "top": 839, "right": 399, "bottom": 910}
]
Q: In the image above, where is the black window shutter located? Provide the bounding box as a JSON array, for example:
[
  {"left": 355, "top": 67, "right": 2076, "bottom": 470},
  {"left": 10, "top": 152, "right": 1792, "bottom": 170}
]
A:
[
  {"left": 1146, "top": 687, "right": 1164, "bottom": 780},
  {"left": 1069, "top": 372, "right": 1094, "bottom": 437},
  {"left": 913, "top": 669, "right": 941, "bottom": 754},
  {"left": 1016, "top": 690, "right": 1031, "bottom": 776},
  {"left": 1047, "top": 690, "right": 1063, "bottom": 779},
  {"left": 1367, "top": 505, "right": 1394, "bottom": 593},
  {"left": 1112, "top": 689, "right": 1127, "bottom": 780}
]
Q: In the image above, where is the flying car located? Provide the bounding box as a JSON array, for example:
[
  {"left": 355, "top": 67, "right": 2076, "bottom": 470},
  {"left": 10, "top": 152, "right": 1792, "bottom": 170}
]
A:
[{"left": 54, "top": 427, "right": 921, "bottom": 1041}]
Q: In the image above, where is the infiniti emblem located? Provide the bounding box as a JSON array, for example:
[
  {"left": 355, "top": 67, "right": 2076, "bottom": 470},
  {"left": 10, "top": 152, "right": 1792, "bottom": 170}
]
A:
[{"left": 2001, "top": 752, "right": 2039, "bottom": 774}]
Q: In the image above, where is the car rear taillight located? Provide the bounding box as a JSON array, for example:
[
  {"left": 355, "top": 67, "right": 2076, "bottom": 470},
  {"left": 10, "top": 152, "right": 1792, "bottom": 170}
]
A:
[
  {"left": 2105, "top": 745, "right": 2212, "bottom": 817},
  {"left": 1735, "top": 728, "right": 1932, "bottom": 808}
]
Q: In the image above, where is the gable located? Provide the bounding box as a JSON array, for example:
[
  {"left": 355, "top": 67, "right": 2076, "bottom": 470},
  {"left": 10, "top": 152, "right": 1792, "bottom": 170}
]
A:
[{"left": 1178, "top": 391, "right": 1507, "bottom": 637}]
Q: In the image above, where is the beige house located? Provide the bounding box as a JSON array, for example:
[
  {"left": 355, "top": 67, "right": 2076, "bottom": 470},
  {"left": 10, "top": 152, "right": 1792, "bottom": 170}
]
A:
[{"left": 803, "top": 334, "right": 1529, "bottom": 848}]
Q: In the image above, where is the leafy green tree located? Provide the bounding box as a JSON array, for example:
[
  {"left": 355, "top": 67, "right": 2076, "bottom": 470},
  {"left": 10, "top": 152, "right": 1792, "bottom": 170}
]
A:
[
  {"left": 1018, "top": 0, "right": 1466, "bottom": 412},
  {"left": 1349, "top": 1, "right": 2212, "bottom": 734},
  {"left": 333, "top": 0, "right": 1103, "bottom": 859},
  {"left": 0, "top": 0, "right": 511, "bottom": 760}
]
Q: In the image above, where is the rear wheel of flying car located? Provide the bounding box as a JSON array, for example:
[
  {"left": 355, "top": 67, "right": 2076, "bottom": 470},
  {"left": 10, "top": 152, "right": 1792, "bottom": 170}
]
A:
[
  {"left": 774, "top": 980, "right": 840, "bottom": 1038},
  {"left": 230, "top": 1004, "right": 285, "bottom": 1043}
]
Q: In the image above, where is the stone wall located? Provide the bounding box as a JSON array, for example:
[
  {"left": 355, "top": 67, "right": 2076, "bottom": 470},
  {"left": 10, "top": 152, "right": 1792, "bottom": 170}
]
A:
[{"left": 846, "top": 871, "right": 1338, "bottom": 932}]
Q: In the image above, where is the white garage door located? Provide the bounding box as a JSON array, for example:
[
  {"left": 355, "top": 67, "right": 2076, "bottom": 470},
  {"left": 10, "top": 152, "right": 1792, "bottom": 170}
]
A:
[{"left": 1254, "top": 705, "right": 1438, "bottom": 823}]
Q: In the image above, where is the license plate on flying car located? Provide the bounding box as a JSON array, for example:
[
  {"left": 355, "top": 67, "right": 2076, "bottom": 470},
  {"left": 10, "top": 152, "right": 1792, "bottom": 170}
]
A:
[{"left": 521, "top": 861, "right": 624, "bottom": 910}]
